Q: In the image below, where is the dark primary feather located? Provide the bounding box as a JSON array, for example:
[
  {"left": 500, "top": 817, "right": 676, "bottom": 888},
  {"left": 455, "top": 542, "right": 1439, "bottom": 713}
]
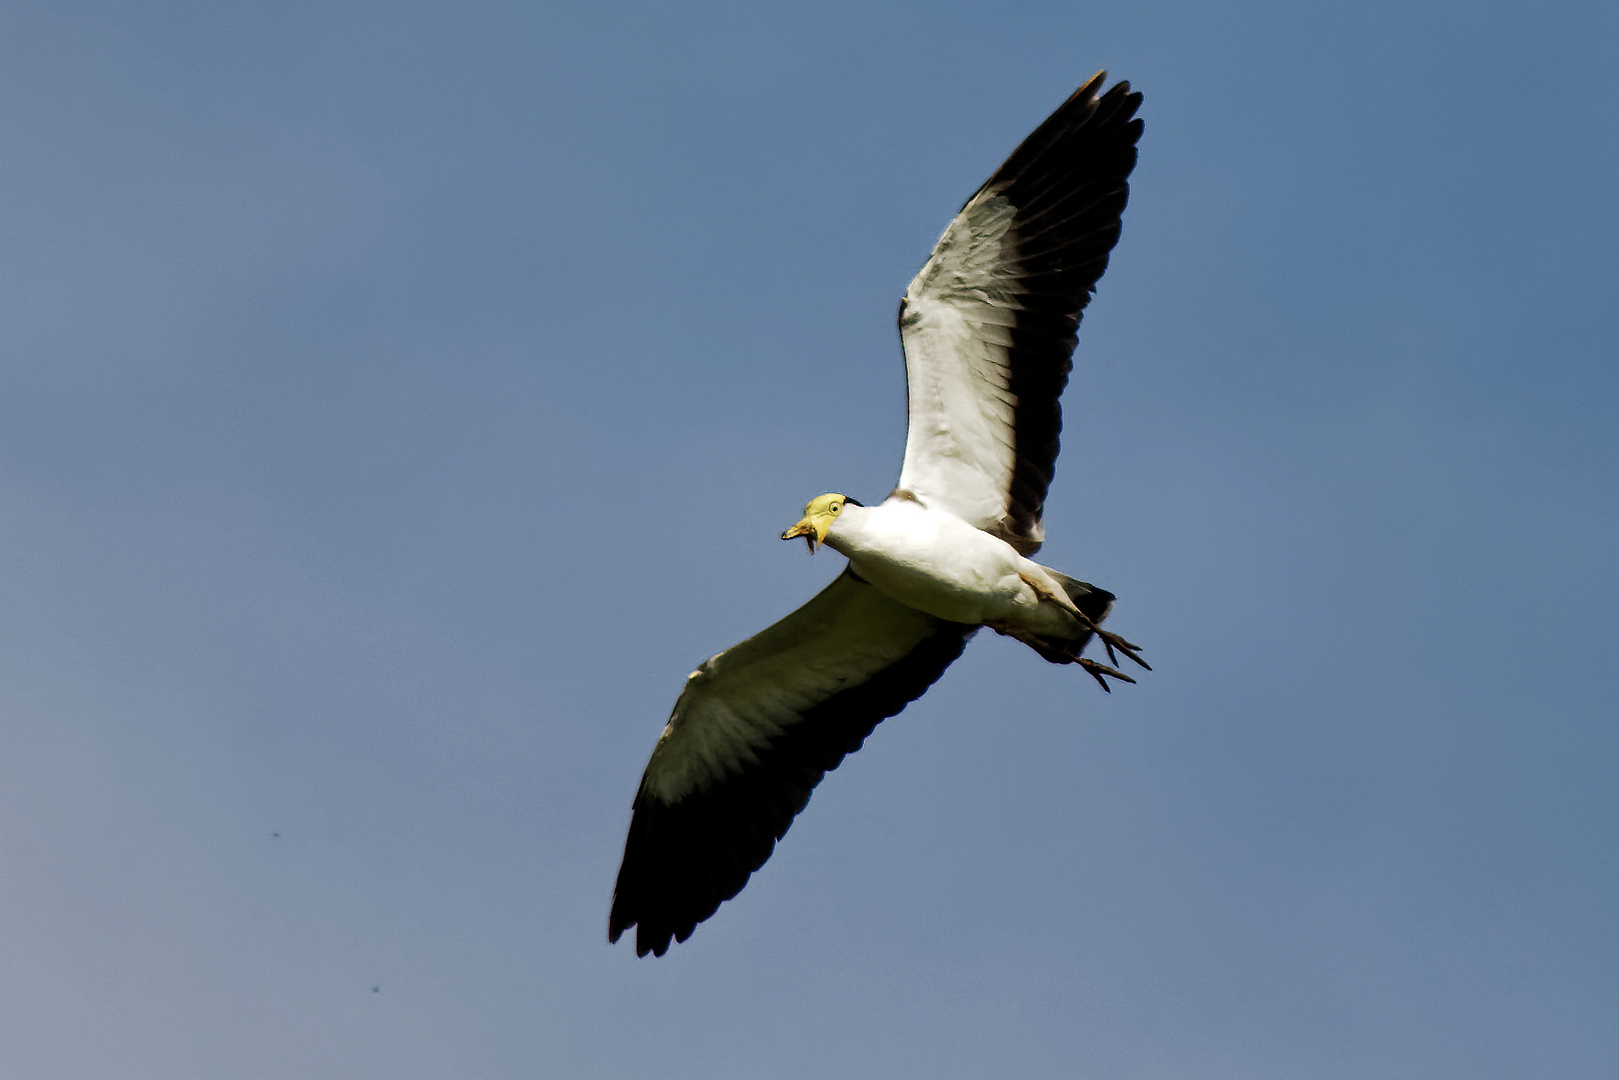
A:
[
  {"left": 609, "top": 572, "right": 975, "bottom": 957},
  {"left": 980, "top": 74, "right": 1142, "bottom": 548},
  {"left": 899, "top": 72, "right": 1143, "bottom": 552}
]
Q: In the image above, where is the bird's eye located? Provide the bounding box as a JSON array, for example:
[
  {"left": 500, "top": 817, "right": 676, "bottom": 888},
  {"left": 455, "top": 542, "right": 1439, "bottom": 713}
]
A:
[{"left": 830, "top": 502, "right": 842, "bottom": 513}]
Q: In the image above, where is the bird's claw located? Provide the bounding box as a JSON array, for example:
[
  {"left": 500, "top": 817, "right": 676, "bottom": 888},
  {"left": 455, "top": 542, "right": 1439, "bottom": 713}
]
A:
[
  {"left": 1097, "top": 628, "right": 1151, "bottom": 672},
  {"left": 1070, "top": 609, "right": 1151, "bottom": 673},
  {"left": 1079, "top": 657, "right": 1135, "bottom": 692}
]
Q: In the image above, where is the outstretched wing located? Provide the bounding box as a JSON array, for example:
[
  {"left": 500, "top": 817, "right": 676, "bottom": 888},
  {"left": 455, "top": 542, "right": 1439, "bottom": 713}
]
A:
[
  {"left": 896, "top": 73, "right": 1144, "bottom": 553},
  {"left": 610, "top": 570, "right": 975, "bottom": 957}
]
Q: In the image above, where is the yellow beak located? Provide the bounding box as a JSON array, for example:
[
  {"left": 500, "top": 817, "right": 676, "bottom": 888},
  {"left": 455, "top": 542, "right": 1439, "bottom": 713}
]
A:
[{"left": 781, "top": 515, "right": 827, "bottom": 553}]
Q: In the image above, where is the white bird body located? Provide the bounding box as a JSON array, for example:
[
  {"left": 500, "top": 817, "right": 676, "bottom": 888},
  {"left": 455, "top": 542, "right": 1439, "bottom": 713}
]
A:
[{"left": 827, "top": 498, "right": 1075, "bottom": 634}]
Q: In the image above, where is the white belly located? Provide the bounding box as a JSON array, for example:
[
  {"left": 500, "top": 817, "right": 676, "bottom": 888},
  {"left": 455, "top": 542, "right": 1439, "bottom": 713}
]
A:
[{"left": 825, "top": 500, "right": 1030, "bottom": 624}]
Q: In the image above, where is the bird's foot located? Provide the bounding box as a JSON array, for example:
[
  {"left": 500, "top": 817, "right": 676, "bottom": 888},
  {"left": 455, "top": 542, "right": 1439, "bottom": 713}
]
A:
[
  {"left": 1067, "top": 609, "right": 1151, "bottom": 672},
  {"left": 1078, "top": 657, "right": 1135, "bottom": 692},
  {"left": 1094, "top": 627, "right": 1151, "bottom": 672}
]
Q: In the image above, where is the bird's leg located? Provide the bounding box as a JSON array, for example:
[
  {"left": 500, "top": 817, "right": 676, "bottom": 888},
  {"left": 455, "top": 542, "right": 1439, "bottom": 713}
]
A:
[{"left": 1018, "top": 572, "right": 1069, "bottom": 606}]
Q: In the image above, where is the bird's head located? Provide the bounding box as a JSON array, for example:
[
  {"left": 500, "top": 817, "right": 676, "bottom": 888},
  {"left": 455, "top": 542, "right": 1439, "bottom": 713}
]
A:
[{"left": 781, "top": 493, "right": 850, "bottom": 553}]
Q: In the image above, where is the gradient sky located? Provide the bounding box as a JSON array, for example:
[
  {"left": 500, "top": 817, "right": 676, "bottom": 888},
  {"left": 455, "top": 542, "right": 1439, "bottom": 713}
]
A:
[{"left": 2, "top": 1, "right": 1616, "bottom": 1077}]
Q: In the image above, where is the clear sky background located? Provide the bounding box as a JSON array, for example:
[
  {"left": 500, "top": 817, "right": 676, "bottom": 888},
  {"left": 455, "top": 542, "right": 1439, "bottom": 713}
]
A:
[{"left": 2, "top": 1, "right": 1616, "bottom": 1077}]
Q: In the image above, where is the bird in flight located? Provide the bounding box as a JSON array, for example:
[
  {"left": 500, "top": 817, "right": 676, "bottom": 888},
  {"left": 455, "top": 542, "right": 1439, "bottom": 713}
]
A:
[{"left": 611, "top": 72, "right": 1147, "bottom": 957}]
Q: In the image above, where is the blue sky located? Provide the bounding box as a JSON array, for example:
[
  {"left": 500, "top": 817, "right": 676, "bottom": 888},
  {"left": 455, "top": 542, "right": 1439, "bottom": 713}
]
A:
[{"left": 2, "top": 1, "right": 1616, "bottom": 1076}]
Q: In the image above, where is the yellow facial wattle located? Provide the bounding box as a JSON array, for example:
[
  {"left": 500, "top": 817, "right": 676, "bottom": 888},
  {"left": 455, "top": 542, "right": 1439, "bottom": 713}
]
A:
[{"left": 780, "top": 493, "right": 846, "bottom": 552}]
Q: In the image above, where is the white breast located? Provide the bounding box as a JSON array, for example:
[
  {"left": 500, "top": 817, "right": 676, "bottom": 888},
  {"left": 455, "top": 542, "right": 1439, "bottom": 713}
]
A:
[{"left": 825, "top": 500, "right": 1028, "bottom": 624}]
